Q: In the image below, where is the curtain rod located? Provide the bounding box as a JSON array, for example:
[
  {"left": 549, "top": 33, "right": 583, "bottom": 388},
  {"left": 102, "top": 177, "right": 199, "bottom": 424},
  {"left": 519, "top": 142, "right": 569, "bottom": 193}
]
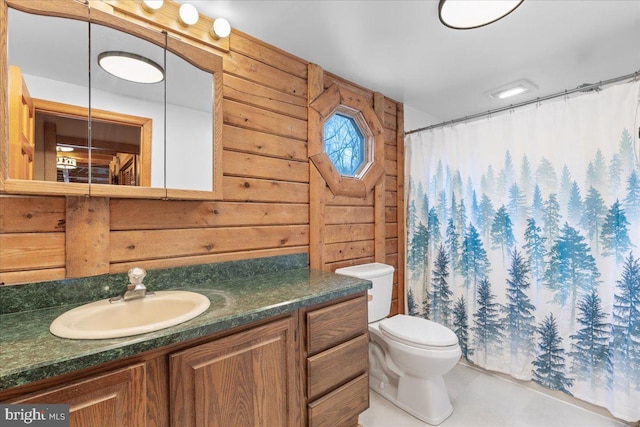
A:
[{"left": 405, "top": 69, "right": 640, "bottom": 135}]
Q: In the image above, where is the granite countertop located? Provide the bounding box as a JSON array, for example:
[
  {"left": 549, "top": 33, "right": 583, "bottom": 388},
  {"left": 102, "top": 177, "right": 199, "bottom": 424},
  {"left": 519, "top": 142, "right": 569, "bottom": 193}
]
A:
[{"left": 0, "top": 264, "right": 370, "bottom": 392}]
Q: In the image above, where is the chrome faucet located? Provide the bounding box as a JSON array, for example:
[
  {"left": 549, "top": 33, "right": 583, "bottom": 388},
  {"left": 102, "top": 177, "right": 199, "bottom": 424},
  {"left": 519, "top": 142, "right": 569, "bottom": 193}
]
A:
[{"left": 109, "top": 267, "right": 154, "bottom": 303}]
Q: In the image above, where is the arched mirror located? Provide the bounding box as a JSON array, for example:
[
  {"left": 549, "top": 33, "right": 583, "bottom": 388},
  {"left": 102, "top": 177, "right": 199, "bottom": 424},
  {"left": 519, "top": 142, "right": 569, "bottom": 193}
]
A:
[{"left": 1, "top": 0, "right": 222, "bottom": 199}]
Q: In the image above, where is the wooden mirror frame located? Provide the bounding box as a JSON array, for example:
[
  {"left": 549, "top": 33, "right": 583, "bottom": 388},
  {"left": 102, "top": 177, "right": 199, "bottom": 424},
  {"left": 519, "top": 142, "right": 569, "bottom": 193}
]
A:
[{"left": 0, "top": 0, "right": 223, "bottom": 200}]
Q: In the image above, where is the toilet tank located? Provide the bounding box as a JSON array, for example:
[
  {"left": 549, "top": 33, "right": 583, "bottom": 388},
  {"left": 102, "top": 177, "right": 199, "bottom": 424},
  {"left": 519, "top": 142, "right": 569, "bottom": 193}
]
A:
[{"left": 334, "top": 263, "right": 395, "bottom": 323}]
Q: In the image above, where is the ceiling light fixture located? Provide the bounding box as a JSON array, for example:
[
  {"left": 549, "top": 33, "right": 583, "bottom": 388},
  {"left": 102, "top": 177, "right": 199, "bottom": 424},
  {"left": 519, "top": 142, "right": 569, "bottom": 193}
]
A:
[
  {"left": 178, "top": 3, "right": 199, "bottom": 26},
  {"left": 439, "top": 0, "right": 524, "bottom": 30},
  {"left": 56, "top": 146, "right": 74, "bottom": 152},
  {"left": 141, "top": 0, "right": 163, "bottom": 12},
  {"left": 211, "top": 18, "right": 231, "bottom": 39},
  {"left": 98, "top": 51, "right": 164, "bottom": 84},
  {"left": 487, "top": 79, "right": 537, "bottom": 100}
]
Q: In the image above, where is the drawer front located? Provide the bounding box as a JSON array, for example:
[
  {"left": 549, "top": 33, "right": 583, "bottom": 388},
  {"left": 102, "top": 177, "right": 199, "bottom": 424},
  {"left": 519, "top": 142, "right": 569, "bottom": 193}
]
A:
[
  {"left": 308, "top": 373, "right": 369, "bottom": 427},
  {"left": 307, "top": 334, "right": 368, "bottom": 401},
  {"left": 306, "top": 295, "right": 367, "bottom": 355}
]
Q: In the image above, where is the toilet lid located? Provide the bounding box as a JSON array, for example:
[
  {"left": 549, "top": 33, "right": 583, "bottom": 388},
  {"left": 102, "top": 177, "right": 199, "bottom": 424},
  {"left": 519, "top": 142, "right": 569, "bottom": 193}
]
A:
[{"left": 379, "top": 315, "right": 459, "bottom": 348}]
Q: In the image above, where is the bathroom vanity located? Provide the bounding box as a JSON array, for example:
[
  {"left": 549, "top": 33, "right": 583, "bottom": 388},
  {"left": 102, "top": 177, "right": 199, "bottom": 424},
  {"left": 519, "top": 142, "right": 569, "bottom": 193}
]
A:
[{"left": 0, "top": 256, "right": 371, "bottom": 426}]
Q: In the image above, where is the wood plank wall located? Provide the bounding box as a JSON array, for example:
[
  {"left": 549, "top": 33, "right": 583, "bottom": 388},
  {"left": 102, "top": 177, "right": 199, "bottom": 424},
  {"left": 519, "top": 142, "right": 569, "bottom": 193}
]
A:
[
  {"left": 311, "top": 72, "right": 405, "bottom": 314},
  {"left": 0, "top": 8, "right": 405, "bottom": 315}
]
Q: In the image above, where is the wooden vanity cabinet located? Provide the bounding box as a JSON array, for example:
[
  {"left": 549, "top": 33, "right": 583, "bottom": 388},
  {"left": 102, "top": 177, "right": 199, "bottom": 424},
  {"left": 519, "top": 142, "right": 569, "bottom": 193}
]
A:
[
  {"left": 0, "top": 292, "right": 370, "bottom": 427},
  {"left": 302, "top": 294, "right": 369, "bottom": 427},
  {"left": 7, "top": 363, "right": 147, "bottom": 427},
  {"left": 169, "top": 316, "right": 299, "bottom": 427}
]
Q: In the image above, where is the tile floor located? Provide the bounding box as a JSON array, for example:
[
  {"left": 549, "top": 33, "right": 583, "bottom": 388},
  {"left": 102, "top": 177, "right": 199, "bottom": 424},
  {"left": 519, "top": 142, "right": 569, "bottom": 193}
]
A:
[{"left": 359, "top": 362, "right": 632, "bottom": 427}]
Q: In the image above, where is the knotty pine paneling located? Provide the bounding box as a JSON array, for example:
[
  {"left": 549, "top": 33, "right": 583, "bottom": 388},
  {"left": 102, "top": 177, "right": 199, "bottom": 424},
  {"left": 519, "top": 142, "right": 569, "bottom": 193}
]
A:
[
  {"left": 222, "top": 177, "right": 309, "bottom": 204},
  {"left": 325, "top": 206, "right": 374, "bottom": 225},
  {"left": 385, "top": 175, "right": 397, "bottom": 190},
  {"left": 0, "top": 233, "right": 65, "bottom": 271},
  {"left": 324, "top": 241, "right": 375, "bottom": 264},
  {"left": 110, "top": 200, "right": 309, "bottom": 230},
  {"left": 325, "top": 189, "right": 374, "bottom": 206},
  {"left": 325, "top": 224, "right": 375, "bottom": 244},
  {"left": 230, "top": 32, "right": 308, "bottom": 80},
  {"left": 223, "top": 100, "right": 307, "bottom": 141},
  {"left": 324, "top": 72, "right": 374, "bottom": 106},
  {"left": 224, "top": 151, "right": 308, "bottom": 183},
  {"left": 223, "top": 126, "right": 308, "bottom": 161},
  {"left": 385, "top": 223, "right": 399, "bottom": 240},
  {"left": 385, "top": 191, "right": 398, "bottom": 208},
  {"left": 385, "top": 159, "right": 398, "bottom": 177},
  {"left": 0, "top": 196, "right": 65, "bottom": 232},
  {"left": 0, "top": 5, "right": 404, "bottom": 309},
  {"left": 223, "top": 51, "right": 307, "bottom": 99},
  {"left": 224, "top": 74, "right": 307, "bottom": 120},
  {"left": 384, "top": 144, "right": 397, "bottom": 162},
  {"left": 384, "top": 112, "right": 397, "bottom": 131},
  {"left": 110, "top": 225, "right": 309, "bottom": 263},
  {"left": 308, "top": 69, "right": 405, "bottom": 315},
  {"left": 0, "top": 196, "right": 67, "bottom": 285},
  {"left": 385, "top": 207, "right": 397, "bottom": 223}
]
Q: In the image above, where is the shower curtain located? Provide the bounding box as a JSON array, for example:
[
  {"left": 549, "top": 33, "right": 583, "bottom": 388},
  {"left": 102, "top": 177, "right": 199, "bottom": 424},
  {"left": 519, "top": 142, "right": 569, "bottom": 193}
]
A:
[{"left": 405, "top": 80, "right": 640, "bottom": 422}]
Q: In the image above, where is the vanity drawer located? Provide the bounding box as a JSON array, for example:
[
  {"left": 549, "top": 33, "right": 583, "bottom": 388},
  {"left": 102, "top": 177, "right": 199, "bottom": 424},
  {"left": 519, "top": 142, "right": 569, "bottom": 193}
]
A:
[
  {"left": 307, "top": 333, "right": 368, "bottom": 401},
  {"left": 306, "top": 295, "right": 367, "bottom": 355},
  {"left": 308, "top": 372, "right": 369, "bottom": 427}
]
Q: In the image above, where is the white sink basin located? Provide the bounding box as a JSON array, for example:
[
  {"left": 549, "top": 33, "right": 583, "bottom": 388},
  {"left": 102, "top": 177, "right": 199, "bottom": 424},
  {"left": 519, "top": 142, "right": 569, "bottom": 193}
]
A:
[{"left": 50, "top": 290, "right": 211, "bottom": 339}]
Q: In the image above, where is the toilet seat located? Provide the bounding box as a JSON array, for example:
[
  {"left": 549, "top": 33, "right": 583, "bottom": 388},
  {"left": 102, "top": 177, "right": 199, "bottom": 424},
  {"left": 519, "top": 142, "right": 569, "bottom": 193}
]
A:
[{"left": 379, "top": 315, "right": 459, "bottom": 349}]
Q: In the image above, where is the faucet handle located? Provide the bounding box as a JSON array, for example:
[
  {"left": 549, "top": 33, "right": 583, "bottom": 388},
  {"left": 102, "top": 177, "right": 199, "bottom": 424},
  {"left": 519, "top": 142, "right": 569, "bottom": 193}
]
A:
[{"left": 128, "top": 267, "right": 146, "bottom": 285}]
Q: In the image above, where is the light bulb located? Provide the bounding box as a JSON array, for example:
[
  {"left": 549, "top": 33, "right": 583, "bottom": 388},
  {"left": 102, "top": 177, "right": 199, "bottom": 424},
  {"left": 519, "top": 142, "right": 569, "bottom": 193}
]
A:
[
  {"left": 142, "top": 0, "right": 163, "bottom": 12},
  {"left": 179, "top": 3, "right": 199, "bottom": 26},
  {"left": 211, "top": 18, "right": 231, "bottom": 39}
]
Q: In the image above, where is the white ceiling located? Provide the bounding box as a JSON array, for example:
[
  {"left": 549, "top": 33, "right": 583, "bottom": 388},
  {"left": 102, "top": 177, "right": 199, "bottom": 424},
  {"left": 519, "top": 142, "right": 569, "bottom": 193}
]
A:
[{"left": 182, "top": 0, "right": 640, "bottom": 130}]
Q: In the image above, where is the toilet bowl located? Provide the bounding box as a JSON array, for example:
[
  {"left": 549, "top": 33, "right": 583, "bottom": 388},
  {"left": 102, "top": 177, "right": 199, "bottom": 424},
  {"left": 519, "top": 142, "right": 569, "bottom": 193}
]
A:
[{"left": 335, "top": 263, "right": 461, "bottom": 425}]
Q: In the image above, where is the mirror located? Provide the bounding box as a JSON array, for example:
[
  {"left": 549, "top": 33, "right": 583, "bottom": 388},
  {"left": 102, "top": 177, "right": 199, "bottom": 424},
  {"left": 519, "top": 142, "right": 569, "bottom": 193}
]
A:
[
  {"left": 165, "top": 44, "right": 214, "bottom": 192},
  {"left": 1, "top": 0, "right": 223, "bottom": 199},
  {"left": 89, "top": 20, "right": 166, "bottom": 190}
]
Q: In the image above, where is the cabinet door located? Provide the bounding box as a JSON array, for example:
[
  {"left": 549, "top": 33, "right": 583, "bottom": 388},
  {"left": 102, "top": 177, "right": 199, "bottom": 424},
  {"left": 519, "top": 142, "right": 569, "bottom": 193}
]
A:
[
  {"left": 10, "top": 364, "right": 146, "bottom": 427},
  {"left": 170, "top": 317, "right": 299, "bottom": 427}
]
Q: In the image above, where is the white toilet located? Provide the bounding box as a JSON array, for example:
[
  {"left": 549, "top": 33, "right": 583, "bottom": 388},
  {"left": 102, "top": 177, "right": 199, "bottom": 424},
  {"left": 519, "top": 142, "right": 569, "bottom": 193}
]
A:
[{"left": 335, "top": 263, "right": 461, "bottom": 425}]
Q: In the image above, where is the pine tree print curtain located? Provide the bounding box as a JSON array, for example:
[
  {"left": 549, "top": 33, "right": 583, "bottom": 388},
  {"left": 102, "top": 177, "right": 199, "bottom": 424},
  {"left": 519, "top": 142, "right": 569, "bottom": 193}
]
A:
[{"left": 405, "top": 80, "right": 640, "bottom": 422}]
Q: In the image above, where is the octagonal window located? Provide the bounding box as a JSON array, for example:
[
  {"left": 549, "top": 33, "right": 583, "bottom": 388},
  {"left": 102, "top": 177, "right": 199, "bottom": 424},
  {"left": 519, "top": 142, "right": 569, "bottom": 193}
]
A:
[{"left": 322, "top": 107, "right": 373, "bottom": 178}]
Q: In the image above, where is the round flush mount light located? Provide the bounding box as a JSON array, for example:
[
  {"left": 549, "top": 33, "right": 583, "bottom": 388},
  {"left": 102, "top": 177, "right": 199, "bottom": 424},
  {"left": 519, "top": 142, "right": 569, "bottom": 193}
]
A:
[
  {"left": 439, "top": 0, "right": 524, "bottom": 30},
  {"left": 178, "top": 3, "right": 199, "bottom": 26},
  {"left": 98, "top": 51, "right": 164, "bottom": 84}
]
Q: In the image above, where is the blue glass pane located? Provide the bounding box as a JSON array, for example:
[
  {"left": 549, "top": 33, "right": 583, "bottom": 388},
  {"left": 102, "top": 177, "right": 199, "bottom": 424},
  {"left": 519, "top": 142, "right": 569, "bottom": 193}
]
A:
[{"left": 323, "top": 113, "right": 365, "bottom": 177}]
